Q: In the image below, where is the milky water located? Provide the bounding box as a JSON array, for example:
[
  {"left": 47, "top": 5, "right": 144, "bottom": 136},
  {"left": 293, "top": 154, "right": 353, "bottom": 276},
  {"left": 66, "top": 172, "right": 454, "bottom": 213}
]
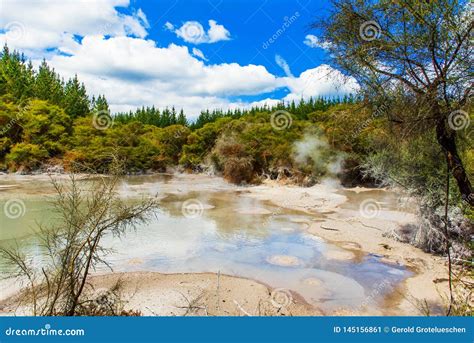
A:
[{"left": 0, "top": 174, "right": 411, "bottom": 313}]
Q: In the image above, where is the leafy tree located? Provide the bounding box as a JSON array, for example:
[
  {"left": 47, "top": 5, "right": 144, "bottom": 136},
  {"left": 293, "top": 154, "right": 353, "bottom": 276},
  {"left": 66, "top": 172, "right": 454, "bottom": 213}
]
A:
[
  {"left": 5, "top": 143, "right": 49, "bottom": 171},
  {"left": 20, "top": 99, "right": 72, "bottom": 156},
  {"left": 313, "top": 0, "right": 473, "bottom": 205}
]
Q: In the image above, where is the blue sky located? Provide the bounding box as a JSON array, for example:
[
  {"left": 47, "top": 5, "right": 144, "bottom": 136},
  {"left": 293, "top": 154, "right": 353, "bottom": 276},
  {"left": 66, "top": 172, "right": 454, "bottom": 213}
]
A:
[
  {"left": 0, "top": 0, "right": 358, "bottom": 117},
  {"left": 140, "top": 0, "right": 328, "bottom": 73}
]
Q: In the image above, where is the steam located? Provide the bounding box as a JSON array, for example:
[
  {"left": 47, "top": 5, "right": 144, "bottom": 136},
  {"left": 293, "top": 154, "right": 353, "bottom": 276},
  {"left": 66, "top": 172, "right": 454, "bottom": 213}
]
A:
[
  {"left": 293, "top": 134, "right": 328, "bottom": 165},
  {"left": 327, "top": 155, "right": 344, "bottom": 175},
  {"left": 292, "top": 133, "right": 344, "bottom": 177}
]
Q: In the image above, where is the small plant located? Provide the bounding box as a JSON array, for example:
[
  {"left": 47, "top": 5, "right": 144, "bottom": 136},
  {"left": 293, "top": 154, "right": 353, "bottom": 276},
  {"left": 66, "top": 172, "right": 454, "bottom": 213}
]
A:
[{"left": 0, "top": 161, "right": 158, "bottom": 316}]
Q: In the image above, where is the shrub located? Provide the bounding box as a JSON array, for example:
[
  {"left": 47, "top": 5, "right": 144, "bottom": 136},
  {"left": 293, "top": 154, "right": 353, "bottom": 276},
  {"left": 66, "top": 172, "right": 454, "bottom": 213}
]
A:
[
  {"left": 6, "top": 143, "right": 49, "bottom": 171},
  {"left": 212, "top": 134, "right": 254, "bottom": 184}
]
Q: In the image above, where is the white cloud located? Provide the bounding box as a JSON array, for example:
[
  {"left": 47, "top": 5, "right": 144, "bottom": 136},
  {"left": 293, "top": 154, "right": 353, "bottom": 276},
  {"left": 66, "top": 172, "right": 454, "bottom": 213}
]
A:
[
  {"left": 283, "top": 64, "right": 359, "bottom": 101},
  {"left": 249, "top": 65, "right": 359, "bottom": 107},
  {"left": 275, "top": 55, "right": 293, "bottom": 77},
  {"left": 164, "top": 22, "right": 175, "bottom": 31},
  {"left": 303, "top": 34, "right": 333, "bottom": 50},
  {"left": 207, "top": 20, "right": 231, "bottom": 43},
  {"left": 248, "top": 98, "right": 282, "bottom": 108},
  {"left": 0, "top": 0, "right": 149, "bottom": 57},
  {"left": 41, "top": 37, "right": 357, "bottom": 118},
  {"left": 192, "top": 47, "right": 208, "bottom": 61},
  {"left": 0, "top": 1, "right": 358, "bottom": 119},
  {"left": 166, "top": 20, "right": 231, "bottom": 44},
  {"left": 46, "top": 35, "right": 279, "bottom": 117}
]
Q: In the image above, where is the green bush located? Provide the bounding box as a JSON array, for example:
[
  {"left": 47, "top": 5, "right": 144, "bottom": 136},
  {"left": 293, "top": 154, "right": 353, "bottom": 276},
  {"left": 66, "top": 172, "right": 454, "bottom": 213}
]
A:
[{"left": 6, "top": 143, "right": 49, "bottom": 171}]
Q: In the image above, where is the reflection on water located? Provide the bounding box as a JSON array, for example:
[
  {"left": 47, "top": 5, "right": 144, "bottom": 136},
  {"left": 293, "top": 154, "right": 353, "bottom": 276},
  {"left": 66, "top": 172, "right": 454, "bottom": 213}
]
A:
[{"left": 0, "top": 174, "right": 411, "bottom": 313}]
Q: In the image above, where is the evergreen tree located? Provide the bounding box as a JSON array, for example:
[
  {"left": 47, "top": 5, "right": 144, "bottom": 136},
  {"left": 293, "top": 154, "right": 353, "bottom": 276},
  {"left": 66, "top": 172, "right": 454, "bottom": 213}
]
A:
[
  {"left": 177, "top": 109, "right": 187, "bottom": 126},
  {"left": 161, "top": 108, "right": 171, "bottom": 127},
  {"left": 62, "top": 75, "right": 89, "bottom": 118},
  {"left": 34, "top": 60, "right": 64, "bottom": 104},
  {"left": 0, "top": 45, "right": 35, "bottom": 100},
  {"left": 93, "top": 94, "right": 109, "bottom": 113},
  {"left": 171, "top": 106, "right": 177, "bottom": 125}
]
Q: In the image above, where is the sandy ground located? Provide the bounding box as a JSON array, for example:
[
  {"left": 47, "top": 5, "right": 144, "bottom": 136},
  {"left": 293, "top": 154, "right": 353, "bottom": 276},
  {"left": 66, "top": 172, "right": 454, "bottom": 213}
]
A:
[
  {"left": 90, "top": 272, "right": 319, "bottom": 316},
  {"left": 0, "top": 272, "right": 319, "bottom": 316},
  {"left": 245, "top": 180, "right": 450, "bottom": 315}
]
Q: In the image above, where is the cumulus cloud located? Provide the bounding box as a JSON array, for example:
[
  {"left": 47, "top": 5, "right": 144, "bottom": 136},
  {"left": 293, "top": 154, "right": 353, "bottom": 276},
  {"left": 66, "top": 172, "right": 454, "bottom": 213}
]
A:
[
  {"left": 247, "top": 65, "right": 359, "bottom": 109},
  {"left": 44, "top": 37, "right": 356, "bottom": 117},
  {"left": 166, "top": 20, "right": 231, "bottom": 44},
  {"left": 46, "top": 35, "right": 279, "bottom": 116},
  {"left": 303, "top": 34, "right": 333, "bottom": 50},
  {"left": 283, "top": 64, "right": 359, "bottom": 101},
  {"left": 248, "top": 98, "right": 282, "bottom": 108},
  {"left": 0, "top": 1, "right": 358, "bottom": 119},
  {"left": 0, "top": 0, "right": 149, "bottom": 57}
]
